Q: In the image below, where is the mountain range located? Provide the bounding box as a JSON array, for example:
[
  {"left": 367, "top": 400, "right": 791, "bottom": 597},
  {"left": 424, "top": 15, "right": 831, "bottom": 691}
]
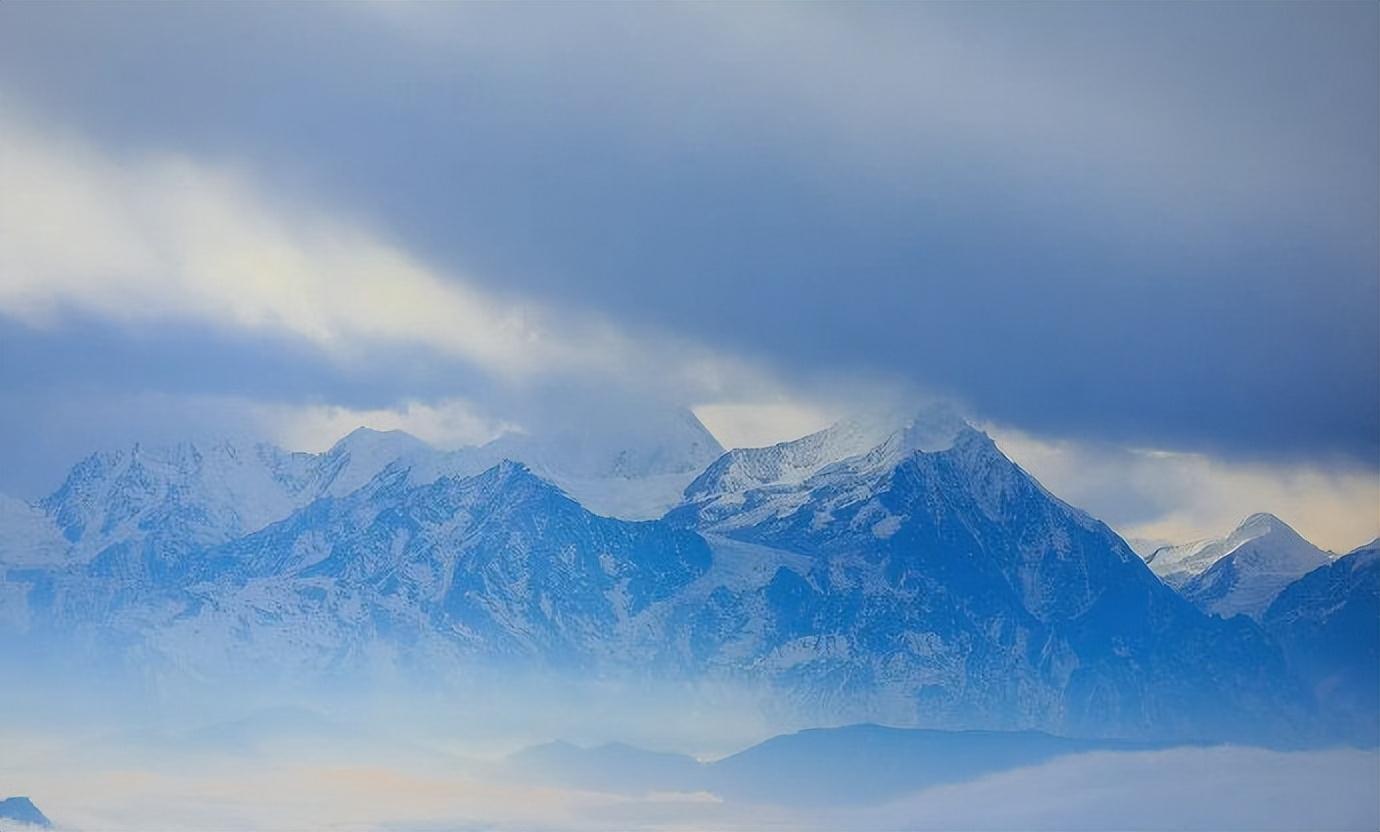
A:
[
  {"left": 504, "top": 722, "right": 1167, "bottom": 806},
  {"left": 0, "top": 406, "right": 1373, "bottom": 745}
]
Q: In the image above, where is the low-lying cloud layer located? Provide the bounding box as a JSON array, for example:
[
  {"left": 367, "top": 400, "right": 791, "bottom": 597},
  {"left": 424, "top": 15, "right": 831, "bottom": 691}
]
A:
[{"left": 6, "top": 743, "right": 1376, "bottom": 832}]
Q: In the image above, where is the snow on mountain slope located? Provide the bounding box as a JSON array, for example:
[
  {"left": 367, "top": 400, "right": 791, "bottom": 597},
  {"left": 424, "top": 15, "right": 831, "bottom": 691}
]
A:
[
  {"left": 679, "top": 403, "right": 970, "bottom": 529},
  {"left": 1, "top": 408, "right": 721, "bottom": 573},
  {"left": 1143, "top": 537, "right": 1219, "bottom": 586},
  {"left": 432, "top": 406, "right": 725, "bottom": 519},
  {"left": 293, "top": 406, "right": 728, "bottom": 521},
  {"left": 667, "top": 409, "right": 1310, "bottom": 741},
  {"left": 37, "top": 440, "right": 321, "bottom": 572},
  {"left": 0, "top": 407, "right": 1320, "bottom": 743},
  {"left": 25, "top": 430, "right": 452, "bottom": 578},
  {"left": 1148, "top": 514, "right": 1331, "bottom": 619},
  {"left": 313, "top": 427, "right": 434, "bottom": 497},
  {"left": 16, "top": 460, "right": 713, "bottom": 678},
  {"left": 1144, "top": 514, "right": 1326, "bottom": 587}
]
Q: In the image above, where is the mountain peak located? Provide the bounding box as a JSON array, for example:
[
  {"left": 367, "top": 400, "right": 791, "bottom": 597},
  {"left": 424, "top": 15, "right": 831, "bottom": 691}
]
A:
[
  {"left": 327, "top": 426, "right": 430, "bottom": 456},
  {"left": 1234, "top": 512, "right": 1290, "bottom": 537},
  {"left": 1147, "top": 512, "right": 1315, "bottom": 588},
  {"left": 484, "top": 457, "right": 537, "bottom": 479},
  {"left": 1172, "top": 513, "right": 1331, "bottom": 620},
  {"left": 316, "top": 428, "right": 433, "bottom": 498},
  {"left": 680, "top": 403, "right": 982, "bottom": 510},
  {"left": 894, "top": 401, "right": 975, "bottom": 452},
  {"left": 829, "top": 401, "right": 977, "bottom": 456},
  {"left": 0, "top": 796, "right": 52, "bottom": 828},
  {"left": 456, "top": 458, "right": 563, "bottom": 501}
]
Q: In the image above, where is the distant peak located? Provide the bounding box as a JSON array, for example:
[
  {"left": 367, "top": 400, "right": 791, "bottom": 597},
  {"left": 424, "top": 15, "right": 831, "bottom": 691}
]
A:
[
  {"left": 476, "top": 458, "right": 543, "bottom": 486},
  {"left": 467, "top": 459, "right": 577, "bottom": 504},
  {"left": 328, "top": 426, "right": 428, "bottom": 455},
  {"left": 491, "top": 457, "right": 531, "bottom": 474},
  {"left": 824, "top": 402, "right": 975, "bottom": 455},
  {"left": 909, "top": 400, "right": 973, "bottom": 430},
  {"left": 341, "top": 426, "right": 418, "bottom": 442},
  {"left": 0, "top": 796, "right": 52, "bottom": 828},
  {"left": 871, "top": 403, "right": 984, "bottom": 463},
  {"left": 1233, "top": 512, "right": 1291, "bottom": 538}
]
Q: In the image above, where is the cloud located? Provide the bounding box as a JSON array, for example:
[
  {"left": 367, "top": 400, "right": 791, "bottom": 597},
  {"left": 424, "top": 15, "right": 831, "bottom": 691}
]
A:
[
  {"left": 854, "top": 746, "right": 1380, "bottom": 832},
  {"left": 0, "top": 109, "right": 600, "bottom": 377},
  {"left": 256, "top": 398, "right": 517, "bottom": 454},
  {"left": 6, "top": 743, "right": 1376, "bottom": 831},
  {"left": 0, "top": 106, "right": 778, "bottom": 407},
  {"left": 990, "top": 425, "right": 1380, "bottom": 553},
  {"left": 2, "top": 3, "right": 1374, "bottom": 467},
  {"left": 693, "top": 401, "right": 838, "bottom": 451},
  {"left": 0, "top": 5, "right": 1375, "bottom": 547},
  {"left": 0, "top": 388, "right": 519, "bottom": 497}
]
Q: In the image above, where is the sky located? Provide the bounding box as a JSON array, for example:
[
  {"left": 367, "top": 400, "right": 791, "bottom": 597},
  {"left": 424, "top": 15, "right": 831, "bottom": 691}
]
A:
[{"left": 0, "top": 2, "right": 1376, "bottom": 550}]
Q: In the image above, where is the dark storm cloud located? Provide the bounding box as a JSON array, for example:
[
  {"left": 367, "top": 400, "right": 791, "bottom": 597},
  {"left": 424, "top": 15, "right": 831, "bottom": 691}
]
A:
[
  {"left": 0, "top": 316, "right": 505, "bottom": 496},
  {"left": 0, "top": 2, "right": 1375, "bottom": 467}
]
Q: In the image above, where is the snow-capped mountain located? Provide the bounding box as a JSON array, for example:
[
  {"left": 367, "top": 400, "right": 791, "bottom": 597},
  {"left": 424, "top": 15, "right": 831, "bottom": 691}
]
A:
[
  {"left": 24, "top": 431, "right": 435, "bottom": 580},
  {"left": 667, "top": 412, "right": 1307, "bottom": 740},
  {"left": 38, "top": 439, "right": 318, "bottom": 576},
  {"left": 0, "top": 408, "right": 1323, "bottom": 743},
  {"left": 1263, "top": 539, "right": 1379, "bottom": 742},
  {"left": 444, "top": 406, "right": 724, "bottom": 520},
  {"left": 315, "top": 427, "right": 436, "bottom": 498},
  {"left": 2, "top": 457, "right": 716, "bottom": 680},
  {"left": 681, "top": 404, "right": 965, "bottom": 515},
  {"left": 1146, "top": 514, "right": 1332, "bottom": 619},
  {"left": 168, "top": 461, "right": 710, "bottom": 673},
  {"left": 0, "top": 407, "right": 722, "bottom": 578}
]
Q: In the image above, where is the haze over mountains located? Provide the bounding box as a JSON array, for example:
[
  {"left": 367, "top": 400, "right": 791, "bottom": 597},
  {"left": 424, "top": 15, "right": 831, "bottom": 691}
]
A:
[{"left": 1, "top": 405, "right": 1372, "bottom": 750}]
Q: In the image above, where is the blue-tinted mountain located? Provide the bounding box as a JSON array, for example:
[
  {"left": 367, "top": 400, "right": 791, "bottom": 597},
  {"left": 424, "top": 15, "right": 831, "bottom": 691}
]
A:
[
  {"left": 505, "top": 723, "right": 1165, "bottom": 806},
  {"left": 667, "top": 409, "right": 1310, "bottom": 741},
  {"left": 24, "top": 429, "right": 428, "bottom": 581},
  {"left": 1263, "top": 540, "right": 1379, "bottom": 744},
  {"left": 505, "top": 740, "right": 703, "bottom": 795},
  {"left": 705, "top": 723, "right": 1164, "bottom": 806},
  {"left": 0, "top": 796, "right": 51, "bottom": 828},
  {"left": 5, "top": 406, "right": 722, "bottom": 580},
  {"left": 8, "top": 460, "right": 711, "bottom": 677},
  {"left": 0, "top": 409, "right": 1324, "bottom": 743}
]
